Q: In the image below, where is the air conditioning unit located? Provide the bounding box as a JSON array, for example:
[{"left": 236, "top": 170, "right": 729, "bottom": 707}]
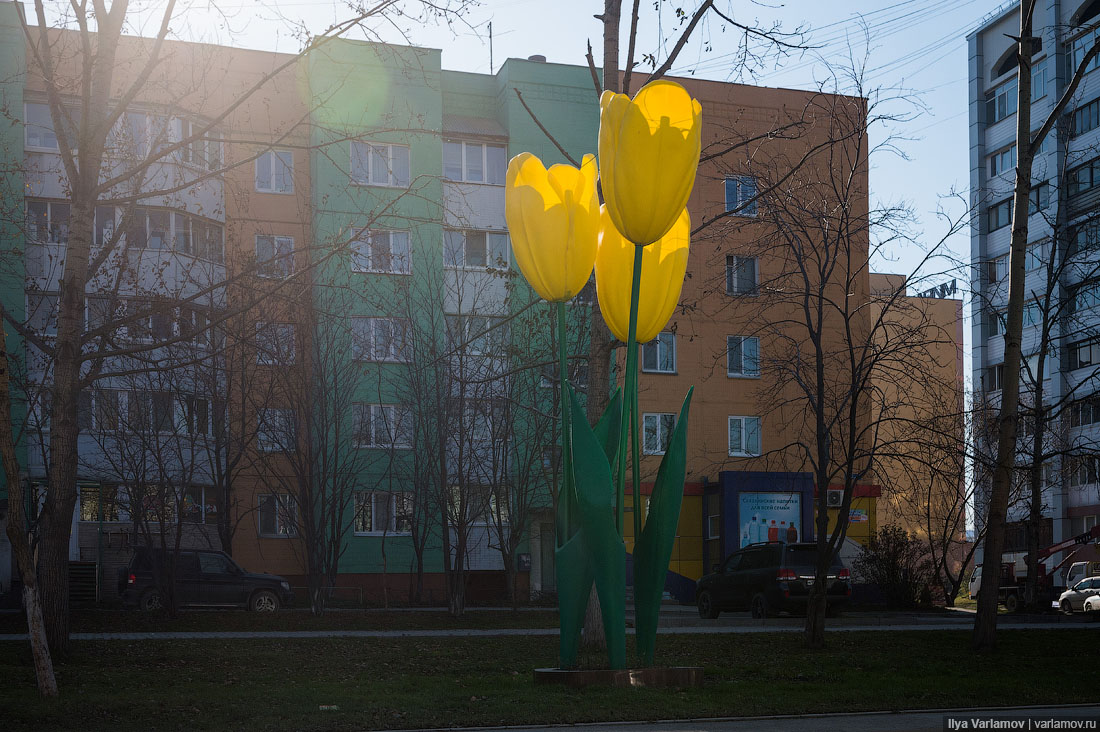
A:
[{"left": 826, "top": 489, "right": 844, "bottom": 508}]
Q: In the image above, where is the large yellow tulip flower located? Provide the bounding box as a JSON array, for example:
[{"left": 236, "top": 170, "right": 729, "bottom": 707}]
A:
[
  {"left": 595, "top": 206, "right": 690, "bottom": 344},
  {"left": 505, "top": 152, "right": 600, "bottom": 302},
  {"left": 599, "top": 80, "right": 702, "bottom": 246}
]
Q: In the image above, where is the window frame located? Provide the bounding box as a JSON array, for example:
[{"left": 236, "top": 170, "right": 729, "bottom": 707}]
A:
[
  {"left": 255, "top": 234, "right": 295, "bottom": 278},
  {"left": 255, "top": 322, "right": 297, "bottom": 366},
  {"left": 642, "top": 412, "right": 676, "bottom": 455},
  {"left": 353, "top": 403, "right": 413, "bottom": 449},
  {"left": 257, "top": 408, "right": 296, "bottom": 452},
  {"left": 255, "top": 149, "right": 295, "bottom": 194},
  {"left": 353, "top": 491, "right": 414, "bottom": 535},
  {"left": 350, "top": 141, "right": 411, "bottom": 188},
  {"left": 726, "top": 255, "right": 759, "bottom": 296},
  {"left": 443, "top": 229, "right": 510, "bottom": 270},
  {"left": 724, "top": 176, "right": 758, "bottom": 217},
  {"left": 727, "top": 335, "right": 761, "bottom": 378},
  {"left": 350, "top": 229, "right": 412, "bottom": 275},
  {"left": 258, "top": 493, "right": 298, "bottom": 537},
  {"left": 351, "top": 317, "right": 408, "bottom": 363},
  {"left": 443, "top": 139, "right": 507, "bottom": 185},
  {"left": 728, "top": 415, "right": 762, "bottom": 457},
  {"left": 641, "top": 332, "right": 677, "bottom": 374}
]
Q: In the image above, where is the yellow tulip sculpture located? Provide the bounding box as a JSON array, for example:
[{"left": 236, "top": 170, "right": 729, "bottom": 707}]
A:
[
  {"left": 599, "top": 80, "right": 702, "bottom": 246},
  {"left": 595, "top": 206, "right": 690, "bottom": 345},
  {"left": 505, "top": 152, "right": 599, "bottom": 302},
  {"left": 505, "top": 78, "right": 701, "bottom": 672}
]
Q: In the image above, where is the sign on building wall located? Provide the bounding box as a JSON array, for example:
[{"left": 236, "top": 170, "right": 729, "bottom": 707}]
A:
[{"left": 738, "top": 492, "right": 801, "bottom": 547}]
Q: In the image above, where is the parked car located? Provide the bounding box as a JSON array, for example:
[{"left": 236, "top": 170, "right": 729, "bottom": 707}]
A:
[
  {"left": 118, "top": 547, "right": 293, "bottom": 612},
  {"left": 1056, "top": 576, "right": 1100, "bottom": 615},
  {"left": 695, "top": 541, "right": 851, "bottom": 619}
]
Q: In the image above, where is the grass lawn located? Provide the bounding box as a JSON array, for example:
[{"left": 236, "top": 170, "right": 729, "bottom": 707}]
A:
[
  {"left": 0, "top": 608, "right": 560, "bottom": 635},
  {"left": 1, "top": 629, "right": 1094, "bottom": 731}
]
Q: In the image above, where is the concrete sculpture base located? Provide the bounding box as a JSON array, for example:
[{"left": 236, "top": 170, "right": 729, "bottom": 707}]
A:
[{"left": 533, "top": 666, "right": 703, "bottom": 688}]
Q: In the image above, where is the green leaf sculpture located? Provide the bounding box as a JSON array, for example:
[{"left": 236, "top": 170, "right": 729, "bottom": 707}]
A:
[
  {"left": 632, "top": 386, "right": 694, "bottom": 666},
  {"left": 554, "top": 387, "right": 622, "bottom": 669}
]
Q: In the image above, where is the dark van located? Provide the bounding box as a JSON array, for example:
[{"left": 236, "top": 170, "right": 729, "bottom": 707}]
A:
[{"left": 695, "top": 541, "right": 850, "bottom": 618}]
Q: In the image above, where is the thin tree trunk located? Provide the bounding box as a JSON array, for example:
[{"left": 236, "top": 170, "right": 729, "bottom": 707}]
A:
[
  {"left": 0, "top": 328, "right": 58, "bottom": 695},
  {"left": 975, "top": 6, "right": 1035, "bottom": 651}
]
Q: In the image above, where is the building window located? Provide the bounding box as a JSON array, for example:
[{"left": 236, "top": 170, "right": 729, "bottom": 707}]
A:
[
  {"left": 351, "top": 230, "right": 411, "bottom": 274},
  {"left": 985, "top": 363, "right": 1004, "bottom": 392},
  {"left": 123, "top": 299, "right": 173, "bottom": 343},
  {"left": 988, "top": 146, "right": 1016, "bottom": 177},
  {"left": 1069, "top": 157, "right": 1100, "bottom": 196},
  {"left": 1069, "top": 394, "right": 1100, "bottom": 428},
  {"left": 728, "top": 415, "right": 762, "bottom": 456},
  {"left": 1024, "top": 240, "right": 1047, "bottom": 272},
  {"left": 724, "top": 176, "right": 758, "bottom": 216},
  {"left": 443, "top": 140, "right": 506, "bottom": 184},
  {"left": 255, "top": 322, "right": 296, "bottom": 365},
  {"left": 988, "top": 199, "right": 1012, "bottom": 232},
  {"left": 1073, "top": 97, "right": 1100, "bottom": 138},
  {"left": 351, "top": 317, "right": 407, "bottom": 362},
  {"left": 178, "top": 306, "right": 210, "bottom": 346},
  {"left": 727, "top": 335, "right": 760, "bottom": 378},
  {"left": 987, "top": 254, "right": 1009, "bottom": 284},
  {"left": 1070, "top": 339, "right": 1100, "bottom": 371},
  {"left": 174, "top": 119, "right": 222, "bottom": 170},
  {"left": 988, "top": 309, "right": 1006, "bottom": 337},
  {"left": 179, "top": 396, "right": 211, "bottom": 436},
  {"left": 26, "top": 293, "right": 59, "bottom": 337},
  {"left": 986, "top": 77, "right": 1018, "bottom": 124},
  {"left": 1029, "top": 183, "right": 1050, "bottom": 215},
  {"left": 1071, "top": 280, "right": 1100, "bottom": 314},
  {"left": 444, "top": 229, "right": 509, "bottom": 269},
  {"left": 255, "top": 149, "right": 294, "bottom": 193},
  {"left": 351, "top": 141, "right": 410, "bottom": 188},
  {"left": 445, "top": 314, "right": 509, "bottom": 357},
  {"left": 25, "top": 102, "right": 59, "bottom": 150},
  {"left": 1032, "top": 57, "right": 1049, "bottom": 101},
  {"left": 25, "top": 200, "right": 70, "bottom": 245},
  {"left": 79, "top": 485, "right": 127, "bottom": 522},
  {"left": 353, "top": 404, "right": 412, "bottom": 448},
  {"left": 258, "top": 493, "right": 297, "bottom": 537},
  {"left": 1069, "top": 455, "right": 1100, "bottom": 488},
  {"left": 256, "top": 235, "right": 294, "bottom": 278},
  {"left": 726, "top": 255, "right": 758, "bottom": 295},
  {"left": 93, "top": 389, "right": 122, "bottom": 432},
  {"left": 354, "top": 491, "right": 413, "bottom": 534},
  {"left": 707, "top": 513, "right": 720, "bottom": 540},
  {"left": 1070, "top": 27, "right": 1100, "bottom": 77},
  {"left": 257, "top": 408, "right": 296, "bottom": 452},
  {"left": 642, "top": 413, "right": 676, "bottom": 455},
  {"left": 124, "top": 390, "right": 174, "bottom": 434},
  {"left": 641, "top": 332, "right": 676, "bottom": 373}
]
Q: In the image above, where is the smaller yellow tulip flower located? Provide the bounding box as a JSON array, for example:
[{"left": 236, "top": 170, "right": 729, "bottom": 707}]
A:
[
  {"left": 505, "top": 152, "right": 600, "bottom": 303},
  {"left": 599, "top": 80, "right": 702, "bottom": 246},
  {"left": 595, "top": 206, "right": 690, "bottom": 344}
]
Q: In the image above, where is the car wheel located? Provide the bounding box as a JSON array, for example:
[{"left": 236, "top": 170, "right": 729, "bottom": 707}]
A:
[
  {"left": 139, "top": 589, "right": 163, "bottom": 612},
  {"left": 250, "top": 589, "right": 280, "bottom": 613},
  {"left": 697, "top": 590, "right": 719, "bottom": 619},
  {"left": 1062, "top": 599, "right": 1075, "bottom": 616},
  {"left": 750, "top": 593, "right": 769, "bottom": 619},
  {"left": 1004, "top": 593, "right": 1019, "bottom": 613}
]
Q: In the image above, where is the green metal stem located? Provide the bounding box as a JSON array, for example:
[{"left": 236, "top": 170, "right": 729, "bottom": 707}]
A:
[
  {"left": 615, "top": 246, "right": 644, "bottom": 538},
  {"left": 631, "top": 367, "right": 642, "bottom": 540},
  {"left": 557, "top": 300, "right": 571, "bottom": 546}
]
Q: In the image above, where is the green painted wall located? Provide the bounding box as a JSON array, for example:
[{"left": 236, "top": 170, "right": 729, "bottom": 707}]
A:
[{"left": 0, "top": 1, "right": 27, "bottom": 501}]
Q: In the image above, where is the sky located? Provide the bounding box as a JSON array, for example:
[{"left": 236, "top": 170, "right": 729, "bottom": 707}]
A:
[{"left": 34, "top": 0, "right": 1010, "bottom": 376}]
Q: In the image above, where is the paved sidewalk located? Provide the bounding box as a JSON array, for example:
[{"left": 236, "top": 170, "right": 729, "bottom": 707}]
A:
[{"left": 0, "top": 619, "right": 1088, "bottom": 641}]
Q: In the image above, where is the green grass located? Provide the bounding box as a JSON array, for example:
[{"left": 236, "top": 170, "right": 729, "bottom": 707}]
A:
[
  {"left": 1, "top": 630, "right": 1094, "bottom": 731},
  {"left": 0, "top": 608, "right": 560, "bottom": 635}
]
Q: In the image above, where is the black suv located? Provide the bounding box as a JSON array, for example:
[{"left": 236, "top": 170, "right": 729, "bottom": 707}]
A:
[
  {"left": 118, "top": 548, "right": 294, "bottom": 612},
  {"left": 695, "top": 541, "right": 850, "bottom": 618}
]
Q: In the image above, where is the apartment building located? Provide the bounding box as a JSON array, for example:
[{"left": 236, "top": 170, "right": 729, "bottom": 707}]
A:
[
  {"left": 0, "top": 2, "right": 964, "bottom": 607},
  {"left": 969, "top": 1, "right": 1100, "bottom": 564}
]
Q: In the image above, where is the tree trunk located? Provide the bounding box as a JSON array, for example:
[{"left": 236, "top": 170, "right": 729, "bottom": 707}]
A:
[
  {"left": 803, "top": 587, "right": 827, "bottom": 650},
  {"left": 975, "top": 7, "right": 1034, "bottom": 652},
  {"left": 582, "top": 586, "right": 605, "bottom": 650},
  {"left": 0, "top": 328, "right": 58, "bottom": 696},
  {"left": 1024, "top": 426, "right": 1045, "bottom": 610}
]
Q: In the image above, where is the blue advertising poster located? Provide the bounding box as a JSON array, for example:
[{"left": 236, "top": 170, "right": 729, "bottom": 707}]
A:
[{"left": 739, "top": 492, "right": 801, "bottom": 547}]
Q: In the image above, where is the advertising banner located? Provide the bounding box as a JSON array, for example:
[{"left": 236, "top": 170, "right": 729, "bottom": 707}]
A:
[{"left": 739, "top": 491, "right": 801, "bottom": 547}]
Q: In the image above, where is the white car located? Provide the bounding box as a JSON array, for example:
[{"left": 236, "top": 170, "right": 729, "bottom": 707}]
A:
[{"left": 1056, "top": 576, "right": 1100, "bottom": 615}]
